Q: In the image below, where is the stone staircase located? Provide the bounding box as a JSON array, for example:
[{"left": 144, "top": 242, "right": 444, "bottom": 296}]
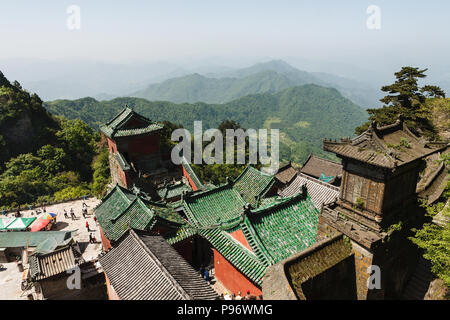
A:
[{"left": 402, "top": 257, "right": 435, "bottom": 300}]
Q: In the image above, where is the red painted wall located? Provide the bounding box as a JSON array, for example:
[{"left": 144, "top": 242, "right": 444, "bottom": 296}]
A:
[
  {"left": 229, "top": 229, "right": 252, "bottom": 251},
  {"left": 118, "top": 168, "right": 129, "bottom": 188},
  {"left": 104, "top": 273, "right": 120, "bottom": 300},
  {"left": 182, "top": 166, "right": 199, "bottom": 191},
  {"left": 127, "top": 134, "right": 160, "bottom": 155},
  {"left": 99, "top": 226, "right": 112, "bottom": 251},
  {"left": 214, "top": 249, "right": 262, "bottom": 296},
  {"left": 107, "top": 137, "right": 117, "bottom": 154}
]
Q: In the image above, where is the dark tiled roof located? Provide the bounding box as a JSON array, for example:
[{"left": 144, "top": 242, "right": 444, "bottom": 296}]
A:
[
  {"left": 300, "top": 154, "right": 342, "bottom": 179},
  {"left": 29, "top": 245, "right": 80, "bottom": 281},
  {"left": 323, "top": 119, "right": 448, "bottom": 168},
  {"left": 275, "top": 162, "right": 299, "bottom": 184},
  {"left": 279, "top": 173, "right": 339, "bottom": 209},
  {"left": 100, "top": 107, "right": 163, "bottom": 139},
  {"left": 99, "top": 230, "right": 218, "bottom": 300},
  {"left": 0, "top": 231, "right": 76, "bottom": 248},
  {"left": 234, "top": 166, "right": 275, "bottom": 206},
  {"left": 419, "top": 165, "right": 449, "bottom": 204},
  {"left": 263, "top": 234, "right": 353, "bottom": 300}
]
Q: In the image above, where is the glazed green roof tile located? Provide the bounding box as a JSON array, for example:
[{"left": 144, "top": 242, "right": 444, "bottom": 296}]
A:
[
  {"left": 198, "top": 227, "right": 267, "bottom": 286},
  {"left": 95, "top": 185, "right": 187, "bottom": 242},
  {"left": 146, "top": 200, "right": 187, "bottom": 225},
  {"left": 164, "top": 225, "right": 197, "bottom": 245},
  {"left": 242, "top": 192, "right": 319, "bottom": 265},
  {"left": 157, "top": 183, "right": 191, "bottom": 200},
  {"left": 183, "top": 184, "right": 246, "bottom": 227},
  {"left": 100, "top": 107, "right": 163, "bottom": 139},
  {"left": 0, "top": 231, "right": 76, "bottom": 248},
  {"left": 233, "top": 166, "right": 275, "bottom": 206}
]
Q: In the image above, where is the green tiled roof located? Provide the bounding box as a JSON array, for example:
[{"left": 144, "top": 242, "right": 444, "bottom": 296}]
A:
[
  {"left": 164, "top": 225, "right": 197, "bottom": 245},
  {"left": 183, "top": 184, "right": 246, "bottom": 227},
  {"left": 242, "top": 192, "right": 319, "bottom": 265},
  {"left": 95, "top": 185, "right": 187, "bottom": 242},
  {"left": 100, "top": 107, "right": 163, "bottom": 139},
  {"left": 198, "top": 227, "right": 267, "bottom": 286},
  {"left": 146, "top": 200, "right": 187, "bottom": 226},
  {"left": 180, "top": 165, "right": 321, "bottom": 286},
  {"left": 233, "top": 166, "right": 275, "bottom": 206},
  {"left": 157, "top": 183, "right": 191, "bottom": 200},
  {"left": 0, "top": 231, "right": 76, "bottom": 248}
]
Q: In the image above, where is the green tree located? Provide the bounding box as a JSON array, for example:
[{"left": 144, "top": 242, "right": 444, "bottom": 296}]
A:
[
  {"left": 356, "top": 67, "right": 443, "bottom": 139},
  {"left": 91, "top": 147, "right": 111, "bottom": 197},
  {"left": 56, "top": 118, "right": 97, "bottom": 180}
]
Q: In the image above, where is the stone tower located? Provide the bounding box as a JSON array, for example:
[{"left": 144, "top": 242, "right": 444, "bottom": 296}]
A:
[{"left": 317, "top": 117, "right": 447, "bottom": 299}]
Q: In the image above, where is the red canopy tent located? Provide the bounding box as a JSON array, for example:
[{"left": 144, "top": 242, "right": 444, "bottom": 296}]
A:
[
  {"left": 30, "top": 218, "right": 50, "bottom": 232},
  {"left": 30, "top": 213, "right": 56, "bottom": 232}
]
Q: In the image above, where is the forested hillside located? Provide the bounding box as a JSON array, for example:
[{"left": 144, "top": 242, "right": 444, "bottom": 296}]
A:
[
  {"left": 0, "top": 71, "right": 110, "bottom": 209},
  {"left": 45, "top": 84, "right": 368, "bottom": 164}
]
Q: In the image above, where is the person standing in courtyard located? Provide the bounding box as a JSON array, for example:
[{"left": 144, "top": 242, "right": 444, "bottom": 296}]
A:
[
  {"left": 70, "top": 208, "right": 76, "bottom": 220},
  {"left": 64, "top": 209, "right": 69, "bottom": 219},
  {"left": 86, "top": 221, "right": 90, "bottom": 232}
]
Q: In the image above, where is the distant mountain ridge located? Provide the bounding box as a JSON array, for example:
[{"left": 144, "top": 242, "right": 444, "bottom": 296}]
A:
[
  {"left": 131, "top": 60, "right": 381, "bottom": 108},
  {"left": 45, "top": 83, "right": 368, "bottom": 164}
]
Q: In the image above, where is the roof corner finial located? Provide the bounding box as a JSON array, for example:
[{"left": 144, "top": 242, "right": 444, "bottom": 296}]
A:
[
  {"left": 243, "top": 203, "right": 253, "bottom": 215},
  {"left": 301, "top": 183, "right": 308, "bottom": 196}
]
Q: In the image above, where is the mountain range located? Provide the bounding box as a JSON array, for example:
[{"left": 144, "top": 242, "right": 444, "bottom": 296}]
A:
[
  {"left": 45, "top": 83, "right": 368, "bottom": 164},
  {"left": 131, "top": 60, "right": 382, "bottom": 108}
]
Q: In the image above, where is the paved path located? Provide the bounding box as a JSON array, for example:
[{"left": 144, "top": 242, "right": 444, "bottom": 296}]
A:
[
  {"left": 5, "top": 198, "right": 102, "bottom": 261},
  {"left": 0, "top": 263, "right": 28, "bottom": 300}
]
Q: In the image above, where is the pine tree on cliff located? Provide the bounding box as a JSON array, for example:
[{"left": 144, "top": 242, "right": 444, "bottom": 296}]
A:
[{"left": 355, "top": 67, "right": 445, "bottom": 139}]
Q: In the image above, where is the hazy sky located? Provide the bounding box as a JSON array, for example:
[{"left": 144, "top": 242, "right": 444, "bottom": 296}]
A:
[{"left": 1, "top": 1, "right": 449, "bottom": 80}]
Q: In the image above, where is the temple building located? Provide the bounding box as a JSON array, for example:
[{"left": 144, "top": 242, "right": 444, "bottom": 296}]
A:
[
  {"left": 300, "top": 154, "right": 343, "bottom": 186},
  {"left": 100, "top": 107, "right": 165, "bottom": 190},
  {"left": 99, "top": 230, "right": 218, "bottom": 300},
  {"left": 263, "top": 117, "right": 448, "bottom": 300},
  {"left": 96, "top": 108, "right": 448, "bottom": 300}
]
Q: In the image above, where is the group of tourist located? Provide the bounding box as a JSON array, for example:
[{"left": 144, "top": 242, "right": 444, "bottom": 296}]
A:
[
  {"left": 220, "top": 291, "right": 262, "bottom": 300},
  {"left": 61, "top": 200, "right": 98, "bottom": 243}
]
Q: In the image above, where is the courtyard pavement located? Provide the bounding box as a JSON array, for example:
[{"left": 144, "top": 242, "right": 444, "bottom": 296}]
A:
[{"left": 4, "top": 197, "right": 102, "bottom": 261}]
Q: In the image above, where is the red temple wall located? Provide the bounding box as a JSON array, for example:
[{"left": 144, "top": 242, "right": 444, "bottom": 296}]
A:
[
  {"left": 182, "top": 166, "right": 199, "bottom": 191},
  {"left": 104, "top": 273, "right": 120, "bottom": 300},
  {"left": 229, "top": 229, "right": 252, "bottom": 251},
  {"left": 118, "top": 168, "right": 129, "bottom": 188},
  {"left": 214, "top": 249, "right": 262, "bottom": 296},
  {"left": 127, "top": 134, "right": 159, "bottom": 155},
  {"left": 99, "top": 226, "right": 112, "bottom": 251},
  {"left": 107, "top": 138, "right": 117, "bottom": 154}
]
